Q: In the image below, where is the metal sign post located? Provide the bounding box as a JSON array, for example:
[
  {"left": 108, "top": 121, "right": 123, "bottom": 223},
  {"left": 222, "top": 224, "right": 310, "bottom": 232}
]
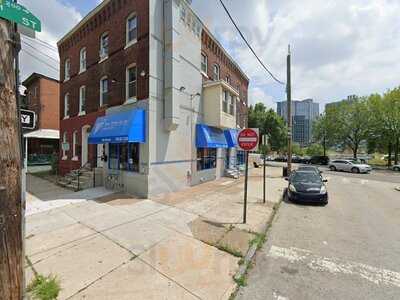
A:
[
  {"left": 238, "top": 128, "right": 259, "bottom": 224},
  {"left": 262, "top": 134, "right": 268, "bottom": 204}
]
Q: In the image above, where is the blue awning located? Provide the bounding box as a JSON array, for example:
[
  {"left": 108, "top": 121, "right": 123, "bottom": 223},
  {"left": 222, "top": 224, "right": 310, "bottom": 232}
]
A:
[
  {"left": 196, "top": 124, "right": 228, "bottom": 148},
  {"left": 88, "top": 109, "right": 146, "bottom": 144},
  {"left": 224, "top": 129, "right": 238, "bottom": 148}
]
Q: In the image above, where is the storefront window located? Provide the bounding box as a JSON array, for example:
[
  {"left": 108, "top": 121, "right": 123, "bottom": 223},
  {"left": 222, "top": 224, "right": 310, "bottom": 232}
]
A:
[
  {"left": 108, "top": 143, "right": 140, "bottom": 172},
  {"left": 197, "top": 148, "right": 217, "bottom": 171},
  {"left": 237, "top": 150, "right": 246, "bottom": 166}
]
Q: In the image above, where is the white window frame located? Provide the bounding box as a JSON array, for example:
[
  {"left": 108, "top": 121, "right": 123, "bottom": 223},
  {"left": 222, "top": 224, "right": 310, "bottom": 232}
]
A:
[
  {"left": 126, "top": 13, "right": 138, "bottom": 48},
  {"left": 125, "top": 64, "right": 137, "bottom": 103},
  {"left": 62, "top": 132, "right": 68, "bottom": 160},
  {"left": 79, "top": 86, "right": 86, "bottom": 115},
  {"left": 99, "top": 32, "right": 109, "bottom": 62},
  {"left": 99, "top": 76, "right": 108, "bottom": 107},
  {"left": 213, "top": 64, "right": 220, "bottom": 80},
  {"left": 64, "top": 93, "right": 69, "bottom": 119},
  {"left": 72, "top": 130, "right": 78, "bottom": 160},
  {"left": 223, "top": 90, "right": 229, "bottom": 114},
  {"left": 64, "top": 58, "right": 70, "bottom": 81},
  {"left": 79, "top": 48, "right": 86, "bottom": 73},
  {"left": 201, "top": 53, "right": 208, "bottom": 74}
]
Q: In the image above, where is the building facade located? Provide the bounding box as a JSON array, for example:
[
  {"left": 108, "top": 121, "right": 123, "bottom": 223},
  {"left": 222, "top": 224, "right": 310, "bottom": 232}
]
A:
[
  {"left": 57, "top": 0, "right": 249, "bottom": 197},
  {"left": 22, "top": 73, "right": 60, "bottom": 165},
  {"left": 277, "top": 98, "right": 319, "bottom": 146}
]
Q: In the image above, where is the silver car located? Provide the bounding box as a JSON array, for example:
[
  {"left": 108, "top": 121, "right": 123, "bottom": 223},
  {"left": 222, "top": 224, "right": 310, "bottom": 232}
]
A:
[
  {"left": 393, "top": 164, "right": 400, "bottom": 172},
  {"left": 329, "top": 159, "right": 372, "bottom": 173}
]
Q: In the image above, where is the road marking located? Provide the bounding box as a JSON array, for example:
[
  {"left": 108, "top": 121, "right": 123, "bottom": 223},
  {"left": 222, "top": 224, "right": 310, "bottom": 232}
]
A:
[
  {"left": 268, "top": 246, "right": 400, "bottom": 288},
  {"left": 273, "top": 291, "right": 289, "bottom": 300}
]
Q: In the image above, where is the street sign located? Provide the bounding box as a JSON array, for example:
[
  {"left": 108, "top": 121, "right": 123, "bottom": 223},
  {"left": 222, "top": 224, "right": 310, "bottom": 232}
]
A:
[
  {"left": 0, "top": 1, "right": 41, "bottom": 32},
  {"left": 238, "top": 128, "right": 259, "bottom": 152},
  {"left": 21, "top": 109, "right": 36, "bottom": 129}
]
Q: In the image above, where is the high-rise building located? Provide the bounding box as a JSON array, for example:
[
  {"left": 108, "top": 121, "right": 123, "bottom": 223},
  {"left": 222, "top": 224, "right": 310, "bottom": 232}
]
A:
[{"left": 277, "top": 99, "right": 319, "bottom": 146}]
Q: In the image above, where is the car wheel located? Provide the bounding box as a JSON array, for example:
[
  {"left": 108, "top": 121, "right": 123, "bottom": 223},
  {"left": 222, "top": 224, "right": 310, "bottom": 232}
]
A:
[
  {"left": 329, "top": 166, "right": 336, "bottom": 171},
  {"left": 351, "top": 167, "right": 360, "bottom": 173},
  {"left": 394, "top": 167, "right": 400, "bottom": 172}
]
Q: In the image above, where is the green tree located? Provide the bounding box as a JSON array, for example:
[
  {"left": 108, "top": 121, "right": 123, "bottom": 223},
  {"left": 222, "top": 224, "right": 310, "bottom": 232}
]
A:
[
  {"left": 305, "top": 144, "right": 324, "bottom": 156},
  {"left": 312, "top": 114, "right": 334, "bottom": 156},
  {"left": 248, "top": 103, "right": 287, "bottom": 152}
]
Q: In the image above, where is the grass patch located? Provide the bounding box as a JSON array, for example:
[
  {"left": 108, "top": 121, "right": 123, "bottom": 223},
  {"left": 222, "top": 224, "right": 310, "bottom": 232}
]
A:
[
  {"left": 27, "top": 275, "right": 61, "bottom": 300},
  {"left": 233, "top": 274, "right": 247, "bottom": 287},
  {"left": 217, "top": 244, "right": 243, "bottom": 257},
  {"left": 249, "top": 233, "right": 266, "bottom": 250}
]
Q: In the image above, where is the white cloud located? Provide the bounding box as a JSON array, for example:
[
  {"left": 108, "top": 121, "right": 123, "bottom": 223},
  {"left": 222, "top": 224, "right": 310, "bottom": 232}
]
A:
[
  {"left": 192, "top": 0, "right": 400, "bottom": 109},
  {"left": 19, "top": 0, "right": 82, "bottom": 82}
]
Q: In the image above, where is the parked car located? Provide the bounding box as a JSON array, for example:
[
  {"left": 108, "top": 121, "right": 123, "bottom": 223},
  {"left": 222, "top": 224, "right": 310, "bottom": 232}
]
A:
[
  {"left": 297, "top": 166, "right": 323, "bottom": 177},
  {"left": 393, "top": 164, "right": 400, "bottom": 172},
  {"left": 308, "top": 156, "right": 329, "bottom": 165},
  {"left": 329, "top": 159, "right": 372, "bottom": 173},
  {"left": 285, "top": 171, "right": 328, "bottom": 205}
]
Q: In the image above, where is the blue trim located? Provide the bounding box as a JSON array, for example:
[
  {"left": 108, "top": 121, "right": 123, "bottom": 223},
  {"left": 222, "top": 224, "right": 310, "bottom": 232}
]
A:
[
  {"left": 196, "top": 124, "right": 228, "bottom": 148},
  {"left": 224, "top": 129, "right": 238, "bottom": 148},
  {"left": 88, "top": 109, "right": 146, "bottom": 144}
]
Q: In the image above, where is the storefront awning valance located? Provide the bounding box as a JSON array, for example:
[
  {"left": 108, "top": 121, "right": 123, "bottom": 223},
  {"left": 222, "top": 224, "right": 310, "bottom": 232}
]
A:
[
  {"left": 88, "top": 109, "right": 146, "bottom": 144},
  {"left": 196, "top": 124, "right": 228, "bottom": 148},
  {"left": 224, "top": 129, "right": 238, "bottom": 148}
]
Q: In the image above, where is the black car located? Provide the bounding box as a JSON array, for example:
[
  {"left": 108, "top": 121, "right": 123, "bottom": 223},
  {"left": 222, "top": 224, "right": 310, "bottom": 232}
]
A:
[
  {"left": 308, "top": 156, "right": 329, "bottom": 165},
  {"left": 285, "top": 171, "right": 328, "bottom": 205}
]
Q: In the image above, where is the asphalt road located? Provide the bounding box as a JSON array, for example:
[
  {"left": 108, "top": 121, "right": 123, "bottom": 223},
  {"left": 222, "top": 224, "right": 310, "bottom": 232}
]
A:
[{"left": 236, "top": 172, "right": 400, "bottom": 300}]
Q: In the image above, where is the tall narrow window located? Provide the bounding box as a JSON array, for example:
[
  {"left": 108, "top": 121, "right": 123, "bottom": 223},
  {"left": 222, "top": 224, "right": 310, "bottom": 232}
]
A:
[
  {"left": 64, "top": 93, "right": 69, "bottom": 118},
  {"left": 126, "top": 65, "right": 137, "bottom": 101},
  {"left": 212, "top": 64, "right": 220, "bottom": 80},
  {"left": 126, "top": 14, "right": 137, "bottom": 45},
  {"left": 229, "top": 94, "right": 235, "bottom": 116},
  {"left": 100, "top": 32, "right": 109, "bottom": 60},
  {"left": 201, "top": 53, "right": 207, "bottom": 74},
  {"left": 64, "top": 58, "right": 70, "bottom": 81},
  {"left": 79, "top": 48, "right": 86, "bottom": 72},
  {"left": 62, "top": 132, "right": 68, "bottom": 159},
  {"left": 72, "top": 131, "right": 78, "bottom": 159},
  {"left": 100, "top": 77, "right": 108, "bottom": 106},
  {"left": 223, "top": 90, "right": 229, "bottom": 114},
  {"left": 79, "top": 86, "right": 86, "bottom": 114}
]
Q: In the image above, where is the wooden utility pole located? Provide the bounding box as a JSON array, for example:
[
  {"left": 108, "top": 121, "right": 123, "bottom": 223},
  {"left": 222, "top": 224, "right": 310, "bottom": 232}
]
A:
[
  {"left": 287, "top": 45, "right": 292, "bottom": 174},
  {"left": 0, "top": 17, "right": 23, "bottom": 299}
]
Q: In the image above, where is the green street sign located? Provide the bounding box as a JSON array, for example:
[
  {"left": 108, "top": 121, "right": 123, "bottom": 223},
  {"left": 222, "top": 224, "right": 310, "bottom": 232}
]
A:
[{"left": 0, "top": 1, "right": 41, "bottom": 32}]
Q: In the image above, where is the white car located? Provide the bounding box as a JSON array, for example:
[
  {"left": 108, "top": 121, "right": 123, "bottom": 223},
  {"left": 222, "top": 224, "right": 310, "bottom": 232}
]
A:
[
  {"left": 393, "top": 164, "right": 400, "bottom": 172},
  {"left": 329, "top": 159, "right": 372, "bottom": 173}
]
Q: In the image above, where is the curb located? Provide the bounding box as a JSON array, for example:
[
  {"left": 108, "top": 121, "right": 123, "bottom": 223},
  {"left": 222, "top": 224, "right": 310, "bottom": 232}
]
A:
[{"left": 233, "top": 197, "right": 283, "bottom": 283}]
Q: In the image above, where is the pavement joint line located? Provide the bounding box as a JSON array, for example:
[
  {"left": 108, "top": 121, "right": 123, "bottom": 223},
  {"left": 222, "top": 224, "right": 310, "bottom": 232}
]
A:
[{"left": 135, "top": 255, "right": 203, "bottom": 300}]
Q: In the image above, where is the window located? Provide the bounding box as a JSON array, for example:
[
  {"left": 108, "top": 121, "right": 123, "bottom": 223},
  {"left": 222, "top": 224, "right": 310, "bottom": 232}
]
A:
[
  {"left": 223, "top": 90, "right": 229, "bottom": 113},
  {"left": 197, "top": 148, "right": 217, "bottom": 171},
  {"left": 64, "top": 58, "right": 70, "bottom": 81},
  {"left": 72, "top": 131, "right": 79, "bottom": 159},
  {"left": 100, "top": 32, "right": 109, "bottom": 59},
  {"left": 64, "top": 93, "right": 69, "bottom": 118},
  {"left": 180, "top": 4, "right": 186, "bottom": 21},
  {"left": 126, "top": 14, "right": 137, "bottom": 45},
  {"left": 126, "top": 65, "right": 137, "bottom": 101},
  {"left": 212, "top": 64, "right": 220, "bottom": 80},
  {"left": 229, "top": 94, "right": 235, "bottom": 115},
  {"left": 62, "top": 132, "right": 68, "bottom": 158},
  {"left": 79, "top": 86, "right": 86, "bottom": 113},
  {"left": 108, "top": 143, "right": 140, "bottom": 172},
  {"left": 201, "top": 53, "right": 207, "bottom": 74},
  {"left": 225, "top": 76, "right": 231, "bottom": 85},
  {"left": 100, "top": 77, "right": 108, "bottom": 106},
  {"left": 79, "top": 48, "right": 86, "bottom": 72}
]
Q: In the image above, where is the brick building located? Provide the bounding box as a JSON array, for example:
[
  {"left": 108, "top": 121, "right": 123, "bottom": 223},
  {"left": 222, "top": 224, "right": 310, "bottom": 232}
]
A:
[
  {"left": 57, "top": 0, "right": 249, "bottom": 196},
  {"left": 22, "top": 73, "right": 60, "bottom": 165}
]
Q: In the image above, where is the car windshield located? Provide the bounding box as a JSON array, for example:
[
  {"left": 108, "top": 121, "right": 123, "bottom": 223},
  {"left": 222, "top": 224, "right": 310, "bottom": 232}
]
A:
[
  {"left": 350, "top": 160, "right": 361, "bottom": 164},
  {"left": 291, "top": 172, "right": 321, "bottom": 183}
]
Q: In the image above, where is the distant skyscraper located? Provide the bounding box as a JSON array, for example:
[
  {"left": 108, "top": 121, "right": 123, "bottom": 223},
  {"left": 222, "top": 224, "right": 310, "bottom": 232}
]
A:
[
  {"left": 325, "top": 95, "right": 358, "bottom": 111},
  {"left": 277, "top": 99, "right": 320, "bottom": 147}
]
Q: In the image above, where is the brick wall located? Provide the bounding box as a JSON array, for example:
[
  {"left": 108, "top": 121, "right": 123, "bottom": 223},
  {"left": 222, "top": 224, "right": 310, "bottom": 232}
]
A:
[
  {"left": 58, "top": 0, "right": 149, "bottom": 119},
  {"left": 201, "top": 30, "right": 249, "bottom": 128}
]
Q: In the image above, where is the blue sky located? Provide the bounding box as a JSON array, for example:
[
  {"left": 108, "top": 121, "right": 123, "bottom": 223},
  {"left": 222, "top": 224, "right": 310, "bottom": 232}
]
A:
[{"left": 19, "top": 0, "right": 400, "bottom": 110}]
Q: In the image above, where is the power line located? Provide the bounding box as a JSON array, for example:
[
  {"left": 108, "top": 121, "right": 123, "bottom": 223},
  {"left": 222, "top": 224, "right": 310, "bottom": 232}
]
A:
[
  {"left": 21, "top": 40, "right": 59, "bottom": 64},
  {"left": 21, "top": 49, "right": 60, "bottom": 73},
  {"left": 218, "top": 0, "right": 285, "bottom": 85},
  {"left": 22, "top": 35, "right": 58, "bottom": 53}
]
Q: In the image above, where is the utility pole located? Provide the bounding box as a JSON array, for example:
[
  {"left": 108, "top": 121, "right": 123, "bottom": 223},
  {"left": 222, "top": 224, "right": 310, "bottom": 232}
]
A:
[
  {"left": 287, "top": 45, "right": 292, "bottom": 174},
  {"left": 0, "top": 16, "right": 24, "bottom": 299}
]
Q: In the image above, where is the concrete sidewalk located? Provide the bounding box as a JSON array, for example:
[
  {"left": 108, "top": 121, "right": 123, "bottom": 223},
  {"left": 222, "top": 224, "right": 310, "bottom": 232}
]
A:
[{"left": 25, "top": 167, "right": 286, "bottom": 300}]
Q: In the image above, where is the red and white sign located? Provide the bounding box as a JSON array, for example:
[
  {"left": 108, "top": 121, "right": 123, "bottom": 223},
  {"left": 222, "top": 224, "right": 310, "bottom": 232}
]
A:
[{"left": 237, "top": 128, "right": 259, "bottom": 151}]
